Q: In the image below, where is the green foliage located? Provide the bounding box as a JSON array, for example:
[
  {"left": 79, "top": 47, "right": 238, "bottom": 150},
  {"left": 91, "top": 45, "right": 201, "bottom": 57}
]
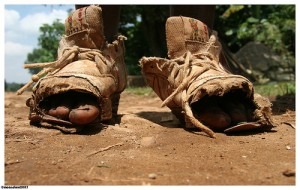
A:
[
  {"left": 221, "top": 5, "right": 245, "bottom": 18},
  {"left": 214, "top": 5, "right": 295, "bottom": 67},
  {"left": 25, "top": 19, "right": 64, "bottom": 74},
  {"left": 125, "top": 86, "right": 154, "bottom": 96},
  {"left": 119, "top": 6, "right": 146, "bottom": 75},
  {"left": 5, "top": 80, "right": 25, "bottom": 92},
  {"left": 119, "top": 5, "right": 168, "bottom": 75},
  {"left": 24, "top": 5, "right": 295, "bottom": 80},
  {"left": 254, "top": 81, "right": 295, "bottom": 96}
]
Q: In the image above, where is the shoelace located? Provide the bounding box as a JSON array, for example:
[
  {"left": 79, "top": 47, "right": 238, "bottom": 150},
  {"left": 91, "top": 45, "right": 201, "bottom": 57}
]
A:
[
  {"left": 16, "top": 46, "right": 107, "bottom": 95},
  {"left": 17, "top": 35, "right": 127, "bottom": 95},
  {"left": 159, "top": 33, "right": 234, "bottom": 138}
]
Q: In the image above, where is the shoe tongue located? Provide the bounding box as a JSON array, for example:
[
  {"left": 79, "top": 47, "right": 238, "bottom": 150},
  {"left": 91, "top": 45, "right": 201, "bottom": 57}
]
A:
[
  {"left": 64, "top": 5, "right": 105, "bottom": 49},
  {"left": 166, "top": 16, "right": 211, "bottom": 59}
]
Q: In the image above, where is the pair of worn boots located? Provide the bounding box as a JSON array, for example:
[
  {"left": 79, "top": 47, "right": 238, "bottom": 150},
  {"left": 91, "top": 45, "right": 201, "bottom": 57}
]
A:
[{"left": 17, "top": 5, "right": 274, "bottom": 138}]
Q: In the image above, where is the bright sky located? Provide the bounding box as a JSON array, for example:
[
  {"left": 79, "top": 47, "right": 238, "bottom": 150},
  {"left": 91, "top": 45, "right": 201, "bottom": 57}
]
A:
[{"left": 4, "top": 4, "right": 74, "bottom": 83}]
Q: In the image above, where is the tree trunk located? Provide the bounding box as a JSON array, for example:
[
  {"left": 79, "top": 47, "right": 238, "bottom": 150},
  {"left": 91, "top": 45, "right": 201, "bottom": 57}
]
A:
[{"left": 140, "top": 6, "right": 168, "bottom": 57}]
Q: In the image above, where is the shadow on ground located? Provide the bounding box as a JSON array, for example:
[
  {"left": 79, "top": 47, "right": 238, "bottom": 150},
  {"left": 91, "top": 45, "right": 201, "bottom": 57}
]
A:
[
  {"left": 136, "top": 111, "right": 181, "bottom": 128},
  {"left": 271, "top": 94, "right": 295, "bottom": 115}
]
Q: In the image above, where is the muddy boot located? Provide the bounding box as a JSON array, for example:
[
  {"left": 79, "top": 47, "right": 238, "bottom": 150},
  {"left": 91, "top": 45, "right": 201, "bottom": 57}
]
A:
[
  {"left": 140, "top": 16, "right": 275, "bottom": 138},
  {"left": 17, "top": 5, "right": 127, "bottom": 133}
]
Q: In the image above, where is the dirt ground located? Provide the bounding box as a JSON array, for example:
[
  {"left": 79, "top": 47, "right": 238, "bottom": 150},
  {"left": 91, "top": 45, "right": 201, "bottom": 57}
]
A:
[{"left": 4, "top": 90, "right": 295, "bottom": 186}]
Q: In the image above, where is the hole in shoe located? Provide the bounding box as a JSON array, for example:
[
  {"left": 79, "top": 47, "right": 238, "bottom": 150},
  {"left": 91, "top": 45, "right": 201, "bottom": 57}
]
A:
[
  {"left": 191, "top": 90, "right": 255, "bottom": 132},
  {"left": 39, "top": 91, "right": 100, "bottom": 126}
]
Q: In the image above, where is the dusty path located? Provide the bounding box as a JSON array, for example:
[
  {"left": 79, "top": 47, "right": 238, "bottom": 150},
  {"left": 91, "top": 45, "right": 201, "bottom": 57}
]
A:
[{"left": 4, "top": 91, "right": 295, "bottom": 185}]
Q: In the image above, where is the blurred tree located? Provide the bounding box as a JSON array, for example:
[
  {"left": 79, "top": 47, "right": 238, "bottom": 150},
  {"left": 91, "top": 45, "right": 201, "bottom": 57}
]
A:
[
  {"left": 24, "top": 5, "right": 295, "bottom": 79},
  {"left": 5, "top": 80, "right": 24, "bottom": 92},
  {"left": 25, "top": 19, "right": 64, "bottom": 74},
  {"left": 213, "top": 5, "right": 295, "bottom": 82},
  {"left": 5, "top": 80, "right": 7, "bottom": 91},
  {"left": 119, "top": 5, "right": 168, "bottom": 75},
  {"left": 214, "top": 5, "right": 295, "bottom": 63}
]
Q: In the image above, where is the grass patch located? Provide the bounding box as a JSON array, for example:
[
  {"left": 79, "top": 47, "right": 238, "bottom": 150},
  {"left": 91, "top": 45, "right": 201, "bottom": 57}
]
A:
[
  {"left": 254, "top": 81, "right": 295, "bottom": 97},
  {"left": 124, "top": 86, "right": 154, "bottom": 96}
]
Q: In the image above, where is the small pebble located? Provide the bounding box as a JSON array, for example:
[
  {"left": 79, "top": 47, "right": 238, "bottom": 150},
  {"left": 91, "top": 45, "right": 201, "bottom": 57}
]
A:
[
  {"left": 148, "top": 173, "right": 157, "bottom": 179},
  {"left": 282, "top": 169, "right": 295, "bottom": 177}
]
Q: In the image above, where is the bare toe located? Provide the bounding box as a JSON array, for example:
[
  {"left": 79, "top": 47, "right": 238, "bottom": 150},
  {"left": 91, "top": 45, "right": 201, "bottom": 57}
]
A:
[
  {"left": 221, "top": 100, "right": 248, "bottom": 124},
  {"left": 69, "top": 104, "right": 100, "bottom": 125},
  {"left": 48, "top": 106, "right": 70, "bottom": 120},
  {"left": 195, "top": 106, "right": 231, "bottom": 131}
]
